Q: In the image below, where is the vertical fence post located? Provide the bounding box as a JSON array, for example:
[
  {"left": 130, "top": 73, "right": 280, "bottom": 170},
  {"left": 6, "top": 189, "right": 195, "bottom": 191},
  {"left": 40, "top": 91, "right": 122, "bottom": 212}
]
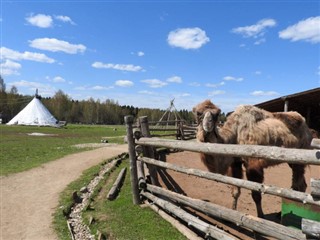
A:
[
  {"left": 139, "top": 116, "right": 160, "bottom": 186},
  {"left": 124, "top": 115, "right": 140, "bottom": 204}
]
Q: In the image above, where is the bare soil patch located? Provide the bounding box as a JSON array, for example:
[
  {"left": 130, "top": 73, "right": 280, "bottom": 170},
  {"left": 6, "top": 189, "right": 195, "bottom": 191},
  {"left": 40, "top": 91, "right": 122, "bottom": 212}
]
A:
[{"left": 0, "top": 144, "right": 127, "bottom": 240}]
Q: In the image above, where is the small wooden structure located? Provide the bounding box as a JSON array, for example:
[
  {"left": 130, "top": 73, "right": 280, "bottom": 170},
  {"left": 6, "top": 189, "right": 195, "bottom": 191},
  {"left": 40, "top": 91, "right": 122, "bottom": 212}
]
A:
[
  {"left": 125, "top": 115, "right": 320, "bottom": 239},
  {"left": 255, "top": 87, "right": 320, "bottom": 132}
]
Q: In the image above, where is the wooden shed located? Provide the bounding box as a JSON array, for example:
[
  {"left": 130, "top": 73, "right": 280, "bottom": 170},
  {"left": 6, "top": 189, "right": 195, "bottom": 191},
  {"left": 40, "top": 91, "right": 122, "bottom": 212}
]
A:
[{"left": 255, "top": 87, "right": 320, "bottom": 132}]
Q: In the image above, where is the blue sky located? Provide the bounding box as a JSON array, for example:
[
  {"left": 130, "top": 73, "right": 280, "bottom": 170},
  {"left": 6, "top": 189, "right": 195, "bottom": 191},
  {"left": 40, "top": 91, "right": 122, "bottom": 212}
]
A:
[{"left": 1, "top": 1, "right": 319, "bottom": 112}]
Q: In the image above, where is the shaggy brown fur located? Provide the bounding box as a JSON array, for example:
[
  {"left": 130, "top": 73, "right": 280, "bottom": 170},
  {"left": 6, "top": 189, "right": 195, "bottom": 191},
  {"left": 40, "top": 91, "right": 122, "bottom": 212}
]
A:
[{"left": 193, "top": 100, "right": 312, "bottom": 218}]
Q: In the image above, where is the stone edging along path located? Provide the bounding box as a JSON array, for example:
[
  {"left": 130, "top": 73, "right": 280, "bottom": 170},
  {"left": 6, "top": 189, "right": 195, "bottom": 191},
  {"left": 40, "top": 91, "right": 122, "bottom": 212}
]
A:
[{"left": 0, "top": 144, "right": 128, "bottom": 240}]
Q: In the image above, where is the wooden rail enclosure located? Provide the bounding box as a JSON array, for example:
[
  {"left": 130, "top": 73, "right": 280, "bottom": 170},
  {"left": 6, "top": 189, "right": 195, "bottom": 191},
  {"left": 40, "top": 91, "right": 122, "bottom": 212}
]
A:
[{"left": 125, "top": 115, "right": 320, "bottom": 240}]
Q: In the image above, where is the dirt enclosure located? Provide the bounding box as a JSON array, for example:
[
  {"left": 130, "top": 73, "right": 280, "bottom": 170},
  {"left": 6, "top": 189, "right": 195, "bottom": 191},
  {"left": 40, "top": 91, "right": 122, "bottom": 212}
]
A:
[{"left": 156, "top": 150, "right": 320, "bottom": 239}]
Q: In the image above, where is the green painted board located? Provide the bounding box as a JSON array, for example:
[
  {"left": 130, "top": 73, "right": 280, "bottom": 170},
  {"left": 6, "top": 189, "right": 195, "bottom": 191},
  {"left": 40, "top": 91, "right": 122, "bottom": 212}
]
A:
[{"left": 281, "top": 198, "right": 320, "bottom": 229}]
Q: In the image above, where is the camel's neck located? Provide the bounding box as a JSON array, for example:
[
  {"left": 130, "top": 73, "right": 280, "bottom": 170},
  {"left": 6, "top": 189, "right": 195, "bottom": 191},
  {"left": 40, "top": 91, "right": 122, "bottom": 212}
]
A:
[{"left": 216, "top": 124, "right": 237, "bottom": 144}]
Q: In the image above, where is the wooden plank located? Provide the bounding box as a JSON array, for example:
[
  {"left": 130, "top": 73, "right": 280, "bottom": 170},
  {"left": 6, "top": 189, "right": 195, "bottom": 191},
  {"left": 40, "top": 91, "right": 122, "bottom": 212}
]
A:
[
  {"left": 311, "top": 178, "right": 320, "bottom": 198},
  {"left": 311, "top": 138, "right": 320, "bottom": 149},
  {"left": 141, "top": 191, "right": 239, "bottom": 240},
  {"left": 139, "top": 116, "right": 159, "bottom": 186},
  {"left": 107, "top": 168, "right": 127, "bottom": 200},
  {"left": 139, "top": 157, "right": 320, "bottom": 207},
  {"left": 144, "top": 201, "right": 203, "bottom": 240},
  {"left": 146, "top": 184, "right": 306, "bottom": 240},
  {"left": 302, "top": 219, "right": 320, "bottom": 238},
  {"left": 124, "top": 115, "right": 140, "bottom": 204},
  {"left": 137, "top": 137, "right": 320, "bottom": 165}
]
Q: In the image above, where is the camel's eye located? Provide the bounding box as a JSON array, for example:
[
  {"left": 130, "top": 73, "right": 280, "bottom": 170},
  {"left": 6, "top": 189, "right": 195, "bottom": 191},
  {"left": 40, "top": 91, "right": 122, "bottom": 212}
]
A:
[{"left": 197, "top": 112, "right": 202, "bottom": 117}]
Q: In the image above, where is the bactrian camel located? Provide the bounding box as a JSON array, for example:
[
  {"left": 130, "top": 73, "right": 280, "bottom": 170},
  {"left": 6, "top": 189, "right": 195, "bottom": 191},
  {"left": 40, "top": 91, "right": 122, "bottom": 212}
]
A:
[{"left": 193, "top": 100, "right": 312, "bottom": 218}]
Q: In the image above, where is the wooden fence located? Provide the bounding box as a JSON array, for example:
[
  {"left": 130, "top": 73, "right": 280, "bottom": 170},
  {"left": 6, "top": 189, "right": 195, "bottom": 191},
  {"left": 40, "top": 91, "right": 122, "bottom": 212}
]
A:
[
  {"left": 124, "top": 115, "right": 320, "bottom": 240},
  {"left": 135, "top": 117, "right": 197, "bottom": 140}
]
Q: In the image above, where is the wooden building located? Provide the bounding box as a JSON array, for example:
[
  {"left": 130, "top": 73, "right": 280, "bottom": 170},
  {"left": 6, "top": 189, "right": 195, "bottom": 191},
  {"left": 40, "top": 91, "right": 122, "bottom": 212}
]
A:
[{"left": 255, "top": 87, "right": 320, "bottom": 132}]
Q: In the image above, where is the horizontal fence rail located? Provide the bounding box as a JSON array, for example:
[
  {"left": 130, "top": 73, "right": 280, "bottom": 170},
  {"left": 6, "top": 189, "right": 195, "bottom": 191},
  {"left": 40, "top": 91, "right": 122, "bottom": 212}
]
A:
[
  {"left": 146, "top": 184, "right": 306, "bottom": 240},
  {"left": 138, "top": 157, "right": 320, "bottom": 207},
  {"left": 137, "top": 137, "right": 320, "bottom": 165}
]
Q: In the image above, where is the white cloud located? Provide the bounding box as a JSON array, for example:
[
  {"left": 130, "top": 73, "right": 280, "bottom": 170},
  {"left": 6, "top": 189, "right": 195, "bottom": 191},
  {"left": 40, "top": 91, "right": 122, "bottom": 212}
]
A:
[
  {"left": 55, "top": 15, "right": 75, "bottom": 25},
  {"left": 26, "top": 14, "right": 53, "bottom": 28},
  {"left": 167, "top": 76, "right": 182, "bottom": 83},
  {"left": 53, "top": 76, "right": 66, "bottom": 83},
  {"left": 206, "top": 82, "right": 225, "bottom": 88},
  {"left": 29, "top": 38, "right": 86, "bottom": 54},
  {"left": 254, "top": 38, "right": 266, "bottom": 45},
  {"left": 92, "top": 62, "right": 143, "bottom": 72},
  {"left": 223, "top": 76, "right": 243, "bottom": 82},
  {"left": 138, "top": 90, "right": 155, "bottom": 95},
  {"left": 141, "top": 79, "right": 168, "bottom": 88},
  {"left": 250, "top": 90, "right": 279, "bottom": 96},
  {"left": 279, "top": 16, "right": 320, "bottom": 44},
  {"left": 115, "top": 80, "right": 134, "bottom": 87},
  {"left": 1, "top": 47, "right": 55, "bottom": 63},
  {"left": 208, "top": 90, "right": 226, "bottom": 96},
  {"left": 255, "top": 71, "right": 262, "bottom": 75},
  {"left": 91, "top": 85, "right": 113, "bottom": 90},
  {"left": 0, "top": 60, "right": 21, "bottom": 76},
  {"left": 232, "top": 18, "right": 276, "bottom": 38},
  {"left": 9, "top": 80, "right": 55, "bottom": 96},
  {"left": 167, "top": 27, "right": 210, "bottom": 49},
  {"left": 189, "top": 82, "right": 201, "bottom": 87},
  {"left": 177, "top": 93, "right": 191, "bottom": 97},
  {"left": 137, "top": 51, "right": 145, "bottom": 56}
]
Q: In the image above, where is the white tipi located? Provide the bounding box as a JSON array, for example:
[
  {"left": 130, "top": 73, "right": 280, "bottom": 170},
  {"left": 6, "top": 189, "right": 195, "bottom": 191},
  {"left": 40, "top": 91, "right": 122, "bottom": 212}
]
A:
[{"left": 7, "top": 91, "right": 58, "bottom": 127}]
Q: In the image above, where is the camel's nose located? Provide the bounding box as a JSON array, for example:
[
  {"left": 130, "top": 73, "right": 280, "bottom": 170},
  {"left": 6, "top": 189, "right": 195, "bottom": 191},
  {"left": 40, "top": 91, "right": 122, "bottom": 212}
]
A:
[{"left": 203, "top": 111, "right": 215, "bottom": 133}]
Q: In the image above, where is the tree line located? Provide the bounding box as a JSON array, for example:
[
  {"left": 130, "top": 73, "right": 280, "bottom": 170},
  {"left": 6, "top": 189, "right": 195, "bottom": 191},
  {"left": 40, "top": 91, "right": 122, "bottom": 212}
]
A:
[{"left": 0, "top": 76, "right": 197, "bottom": 125}]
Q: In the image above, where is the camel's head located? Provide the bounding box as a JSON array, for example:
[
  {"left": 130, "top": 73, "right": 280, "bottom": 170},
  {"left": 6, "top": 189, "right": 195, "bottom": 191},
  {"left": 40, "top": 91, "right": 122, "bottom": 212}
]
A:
[{"left": 193, "top": 100, "right": 221, "bottom": 133}]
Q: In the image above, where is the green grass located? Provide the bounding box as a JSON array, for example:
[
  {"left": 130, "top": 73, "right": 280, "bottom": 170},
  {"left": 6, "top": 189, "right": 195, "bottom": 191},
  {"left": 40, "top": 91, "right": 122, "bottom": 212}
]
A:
[
  {"left": 0, "top": 124, "right": 126, "bottom": 175},
  {"left": 54, "top": 157, "right": 187, "bottom": 240}
]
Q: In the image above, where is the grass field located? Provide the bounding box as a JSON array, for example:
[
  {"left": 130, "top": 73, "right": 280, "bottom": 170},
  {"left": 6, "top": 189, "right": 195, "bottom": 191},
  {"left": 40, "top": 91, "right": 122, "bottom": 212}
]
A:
[
  {"left": 0, "top": 124, "right": 126, "bottom": 175},
  {"left": 54, "top": 156, "right": 187, "bottom": 240}
]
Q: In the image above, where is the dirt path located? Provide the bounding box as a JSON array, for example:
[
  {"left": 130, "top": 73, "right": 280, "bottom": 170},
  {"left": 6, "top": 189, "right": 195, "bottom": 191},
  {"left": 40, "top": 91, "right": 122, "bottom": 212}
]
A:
[{"left": 0, "top": 144, "right": 128, "bottom": 240}]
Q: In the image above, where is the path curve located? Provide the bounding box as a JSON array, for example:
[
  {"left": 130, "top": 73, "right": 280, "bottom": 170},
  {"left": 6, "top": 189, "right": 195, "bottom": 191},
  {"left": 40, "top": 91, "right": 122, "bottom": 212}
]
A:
[{"left": 0, "top": 144, "right": 128, "bottom": 240}]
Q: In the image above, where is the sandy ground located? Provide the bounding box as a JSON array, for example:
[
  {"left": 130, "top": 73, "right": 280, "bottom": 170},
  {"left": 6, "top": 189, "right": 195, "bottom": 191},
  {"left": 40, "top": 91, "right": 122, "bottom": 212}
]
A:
[
  {"left": 161, "top": 151, "right": 320, "bottom": 239},
  {"left": 0, "top": 144, "right": 128, "bottom": 240}
]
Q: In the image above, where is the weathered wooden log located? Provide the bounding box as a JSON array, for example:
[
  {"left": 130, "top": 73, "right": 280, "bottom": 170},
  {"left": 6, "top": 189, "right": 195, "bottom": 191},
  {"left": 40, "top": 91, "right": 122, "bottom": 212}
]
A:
[
  {"left": 66, "top": 220, "right": 75, "bottom": 240},
  {"left": 141, "top": 191, "right": 239, "bottom": 240},
  {"left": 136, "top": 161, "right": 146, "bottom": 189},
  {"left": 137, "top": 137, "right": 320, "bottom": 165},
  {"left": 149, "top": 128, "right": 179, "bottom": 131},
  {"left": 301, "top": 218, "right": 320, "bottom": 238},
  {"left": 144, "top": 201, "right": 203, "bottom": 240},
  {"left": 107, "top": 168, "right": 127, "bottom": 200},
  {"left": 311, "top": 138, "right": 320, "bottom": 149},
  {"left": 124, "top": 115, "right": 140, "bottom": 204},
  {"left": 181, "top": 125, "right": 197, "bottom": 131},
  {"left": 139, "top": 157, "right": 320, "bottom": 207},
  {"left": 146, "top": 184, "right": 306, "bottom": 240},
  {"left": 151, "top": 133, "right": 178, "bottom": 137},
  {"left": 139, "top": 116, "right": 159, "bottom": 186},
  {"left": 311, "top": 178, "right": 320, "bottom": 199}
]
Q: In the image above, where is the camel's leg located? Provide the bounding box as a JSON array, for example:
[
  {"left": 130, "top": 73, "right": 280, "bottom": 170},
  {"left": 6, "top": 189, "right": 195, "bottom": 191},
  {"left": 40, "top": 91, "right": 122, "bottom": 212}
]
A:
[
  {"left": 246, "top": 165, "right": 264, "bottom": 218},
  {"left": 230, "top": 158, "right": 243, "bottom": 210},
  {"left": 288, "top": 164, "right": 307, "bottom": 192}
]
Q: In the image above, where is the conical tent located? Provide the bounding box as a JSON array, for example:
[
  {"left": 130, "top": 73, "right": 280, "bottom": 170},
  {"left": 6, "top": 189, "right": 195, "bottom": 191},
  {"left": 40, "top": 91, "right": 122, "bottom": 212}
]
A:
[{"left": 7, "top": 97, "right": 58, "bottom": 127}]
